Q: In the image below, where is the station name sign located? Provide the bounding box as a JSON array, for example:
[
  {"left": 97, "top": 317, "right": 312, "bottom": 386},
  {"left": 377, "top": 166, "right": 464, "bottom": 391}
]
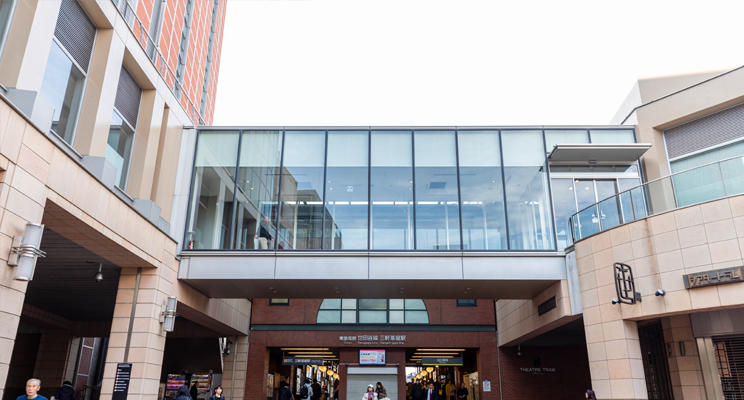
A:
[
  {"left": 684, "top": 266, "right": 743, "bottom": 289},
  {"left": 283, "top": 357, "right": 324, "bottom": 365},
  {"left": 422, "top": 357, "right": 463, "bottom": 366},
  {"left": 340, "top": 334, "right": 407, "bottom": 346}
]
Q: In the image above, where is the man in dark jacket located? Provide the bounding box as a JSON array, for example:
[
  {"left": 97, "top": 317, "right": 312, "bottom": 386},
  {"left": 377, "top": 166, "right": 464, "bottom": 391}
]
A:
[
  {"left": 254, "top": 216, "right": 274, "bottom": 249},
  {"left": 190, "top": 383, "right": 199, "bottom": 400},
  {"left": 423, "top": 382, "right": 438, "bottom": 400},
  {"left": 412, "top": 380, "right": 423, "bottom": 400},
  {"left": 54, "top": 381, "right": 75, "bottom": 400},
  {"left": 311, "top": 380, "right": 321, "bottom": 400}
]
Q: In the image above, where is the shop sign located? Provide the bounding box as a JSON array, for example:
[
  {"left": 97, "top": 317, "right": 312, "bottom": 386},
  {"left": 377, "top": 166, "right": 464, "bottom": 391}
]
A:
[
  {"left": 283, "top": 357, "right": 324, "bottom": 365},
  {"left": 339, "top": 334, "right": 407, "bottom": 345},
  {"left": 422, "top": 357, "right": 463, "bottom": 366},
  {"left": 112, "top": 363, "right": 132, "bottom": 400},
  {"left": 360, "top": 349, "right": 386, "bottom": 365},
  {"left": 519, "top": 367, "right": 555, "bottom": 375},
  {"left": 684, "top": 266, "right": 743, "bottom": 289}
]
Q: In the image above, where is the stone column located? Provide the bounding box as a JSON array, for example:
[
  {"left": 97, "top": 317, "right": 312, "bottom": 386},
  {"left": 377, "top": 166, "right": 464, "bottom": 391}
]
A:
[
  {"left": 126, "top": 90, "right": 165, "bottom": 200},
  {"left": 0, "top": 0, "right": 61, "bottom": 91},
  {"left": 662, "top": 316, "right": 706, "bottom": 400},
  {"left": 576, "top": 231, "right": 648, "bottom": 400},
  {"left": 73, "top": 28, "right": 126, "bottom": 157},
  {"left": 222, "top": 335, "right": 248, "bottom": 400}
]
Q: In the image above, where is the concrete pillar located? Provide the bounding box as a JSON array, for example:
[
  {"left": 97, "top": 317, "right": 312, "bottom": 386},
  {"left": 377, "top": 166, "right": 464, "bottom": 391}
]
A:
[
  {"left": 73, "top": 29, "right": 125, "bottom": 157},
  {"left": 662, "top": 316, "right": 706, "bottom": 400},
  {"left": 222, "top": 335, "right": 248, "bottom": 400},
  {"left": 101, "top": 263, "right": 176, "bottom": 400},
  {"left": 0, "top": 0, "right": 61, "bottom": 91},
  {"left": 150, "top": 107, "right": 184, "bottom": 221},
  {"left": 126, "top": 90, "right": 165, "bottom": 200}
]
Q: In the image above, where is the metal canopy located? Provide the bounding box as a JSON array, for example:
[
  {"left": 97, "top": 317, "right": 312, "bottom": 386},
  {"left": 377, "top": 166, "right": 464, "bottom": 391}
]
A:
[{"left": 548, "top": 143, "right": 652, "bottom": 165}]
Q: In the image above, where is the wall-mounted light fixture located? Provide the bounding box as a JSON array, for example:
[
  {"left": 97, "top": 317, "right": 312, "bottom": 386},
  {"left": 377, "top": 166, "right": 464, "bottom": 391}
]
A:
[
  {"left": 517, "top": 345, "right": 522, "bottom": 356},
  {"left": 8, "top": 223, "right": 46, "bottom": 281},
  {"left": 225, "top": 340, "right": 232, "bottom": 355},
  {"left": 655, "top": 290, "right": 666, "bottom": 297},
  {"left": 666, "top": 343, "right": 672, "bottom": 357},
  {"left": 160, "top": 296, "right": 178, "bottom": 332},
  {"left": 679, "top": 341, "right": 685, "bottom": 356}
]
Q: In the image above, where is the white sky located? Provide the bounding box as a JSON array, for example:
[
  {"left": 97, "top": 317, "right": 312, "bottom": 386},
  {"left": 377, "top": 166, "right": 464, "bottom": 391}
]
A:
[{"left": 213, "top": 0, "right": 744, "bottom": 127}]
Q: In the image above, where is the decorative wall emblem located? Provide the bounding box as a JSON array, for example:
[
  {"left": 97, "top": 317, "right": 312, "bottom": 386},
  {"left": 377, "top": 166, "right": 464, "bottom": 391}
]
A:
[{"left": 614, "top": 262, "right": 642, "bottom": 305}]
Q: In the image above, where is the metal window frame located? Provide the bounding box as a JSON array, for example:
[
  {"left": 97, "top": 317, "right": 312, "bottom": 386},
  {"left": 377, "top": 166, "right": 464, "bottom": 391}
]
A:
[
  {"left": 0, "top": 0, "right": 18, "bottom": 62},
  {"left": 316, "top": 299, "right": 429, "bottom": 325}
]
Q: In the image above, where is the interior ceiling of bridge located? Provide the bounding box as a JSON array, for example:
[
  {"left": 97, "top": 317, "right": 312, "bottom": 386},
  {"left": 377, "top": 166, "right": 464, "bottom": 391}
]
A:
[
  {"left": 23, "top": 229, "right": 121, "bottom": 322},
  {"left": 519, "top": 318, "right": 586, "bottom": 347}
]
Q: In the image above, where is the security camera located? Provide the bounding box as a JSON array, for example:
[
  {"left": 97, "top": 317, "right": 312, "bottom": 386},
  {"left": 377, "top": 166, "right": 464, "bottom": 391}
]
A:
[
  {"left": 655, "top": 290, "right": 666, "bottom": 297},
  {"left": 611, "top": 298, "right": 619, "bottom": 305}
]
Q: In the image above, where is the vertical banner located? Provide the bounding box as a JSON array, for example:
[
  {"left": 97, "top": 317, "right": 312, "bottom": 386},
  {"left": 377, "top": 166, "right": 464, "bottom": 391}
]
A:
[{"left": 112, "top": 363, "right": 132, "bottom": 400}]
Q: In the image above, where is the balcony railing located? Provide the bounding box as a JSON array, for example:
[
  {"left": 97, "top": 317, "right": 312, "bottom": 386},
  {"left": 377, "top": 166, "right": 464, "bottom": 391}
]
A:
[
  {"left": 111, "top": 0, "right": 206, "bottom": 126},
  {"left": 570, "top": 155, "right": 744, "bottom": 242}
]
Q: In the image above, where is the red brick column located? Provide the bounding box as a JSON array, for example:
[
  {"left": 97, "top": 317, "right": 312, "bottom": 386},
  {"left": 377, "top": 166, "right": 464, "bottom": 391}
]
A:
[
  {"left": 246, "top": 337, "right": 268, "bottom": 400},
  {"left": 477, "top": 332, "right": 499, "bottom": 400},
  {"left": 339, "top": 348, "right": 357, "bottom": 400}
]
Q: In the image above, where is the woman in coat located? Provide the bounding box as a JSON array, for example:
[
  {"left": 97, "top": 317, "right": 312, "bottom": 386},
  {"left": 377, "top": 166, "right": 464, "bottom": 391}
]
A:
[
  {"left": 456, "top": 382, "right": 468, "bottom": 400},
  {"left": 375, "top": 383, "right": 386, "bottom": 400},
  {"left": 362, "top": 384, "right": 377, "bottom": 400},
  {"left": 209, "top": 386, "right": 224, "bottom": 400},
  {"left": 176, "top": 385, "right": 193, "bottom": 400}
]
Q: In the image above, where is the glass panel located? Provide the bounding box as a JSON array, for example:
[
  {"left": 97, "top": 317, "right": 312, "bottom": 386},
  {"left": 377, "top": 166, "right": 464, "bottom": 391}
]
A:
[
  {"left": 359, "top": 311, "right": 387, "bottom": 323},
  {"left": 106, "top": 111, "right": 134, "bottom": 189},
  {"left": 405, "top": 311, "right": 429, "bottom": 323},
  {"left": 389, "top": 299, "right": 404, "bottom": 310},
  {"left": 270, "top": 298, "right": 289, "bottom": 305},
  {"left": 575, "top": 180, "right": 596, "bottom": 210},
  {"left": 551, "top": 178, "right": 576, "bottom": 249},
  {"left": 646, "top": 177, "right": 677, "bottom": 214},
  {"left": 342, "top": 299, "right": 357, "bottom": 309},
  {"left": 720, "top": 157, "right": 744, "bottom": 196},
  {"left": 502, "top": 131, "right": 555, "bottom": 250},
  {"left": 370, "top": 131, "right": 414, "bottom": 249},
  {"left": 544, "top": 130, "right": 588, "bottom": 152},
  {"left": 589, "top": 130, "right": 635, "bottom": 144},
  {"left": 414, "top": 131, "right": 460, "bottom": 250},
  {"left": 672, "top": 164, "right": 725, "bottom": 207},
  {"left": 458, "top": 131, "right": 507, "bottom": 250},
  {"left": 670, "top": 140, "right": 744, "bottom": 173},
  {"left": 39, "top": 41, "right": 86, "bottom": 144},
  {"left": 317, "top": 310, "right": 340, "bottom": 323},
  {"left": 278, "top": 131, "right": 326, "bottom": 250},
  {"left": 324, "top": 131, "right": 369, "bottom": 249},
  {"left": 631, "top": 187, "right": 648, "bottom": 220},
  {"left": 618, "top": 191, "right": 634, "bottom": 224},
  {"left": 341, "top": 310, "right": 356, "bottom": 323},
  {"left": 389, "top": 310, "right": 404, "bottom": 323},
  {"left": 359, "top": 299, "right": 387, "bottom": 310},
  {"left": 320, "top": 299, "right": 341, "bottom": 309},
  {"left": 598, "top": 196, "right": 621, "bottom": 231},
  {"left": 0, "top": 0, "right": 15, "bottom": 56},
  {"left": 576, "top": 204, "right": 601, "bottom": 239},
  {"left": 185, "top": 131, "right": 240, "bottom": 250},
  {"left": 618, "top": 178, "right": 642, "bottom": 224},
  {"left": 405, "top": 299, "right": 426, "bottom": 310},
  {"left": 595, "top": 181, "right": 617, "bottom": 202},
  {"left": 457, "top": 299, "right": 477, "bottom": 307},
  {"left": 233, "top": 131, "right": 282, "bottom": 249}
]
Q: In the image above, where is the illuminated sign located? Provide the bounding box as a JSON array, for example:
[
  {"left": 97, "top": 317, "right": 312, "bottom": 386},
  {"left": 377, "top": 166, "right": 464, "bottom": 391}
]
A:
[
  {"left": 684, "top": 266, "right": 743, "bottom": 289},
  {"left": 360, "top": 349, "right": 386, "bottom": 365},
  {"left": 422, "top": 357, "right": 463, "bottom": 366},
  {"left": 283, "top": 357, "right": 324, "bottom": 365}
]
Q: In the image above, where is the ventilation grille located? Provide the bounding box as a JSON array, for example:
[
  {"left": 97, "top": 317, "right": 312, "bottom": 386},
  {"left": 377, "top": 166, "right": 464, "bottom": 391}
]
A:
[
  {"left": 115, "top": 67, "right": 142, "bottom": 128},
  {"left": 54, "top": 0, "right": 96, "bottom": 72},
  {"left": 664, "top": 102, "right": 744, "bottom": 160}
]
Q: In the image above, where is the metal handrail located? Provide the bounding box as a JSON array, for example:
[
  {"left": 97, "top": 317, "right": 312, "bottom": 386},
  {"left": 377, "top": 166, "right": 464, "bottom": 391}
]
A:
[
  {"left": 111, "top": 0, "right": 206, "bottom": 126},
  {"left": 569, "top": 155, "right": 744, "bottom": 243}
]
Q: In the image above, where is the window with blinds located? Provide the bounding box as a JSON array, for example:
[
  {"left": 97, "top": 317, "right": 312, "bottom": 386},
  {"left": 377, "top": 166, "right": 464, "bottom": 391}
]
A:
[
  {"left": 664, "top": 102, "right": 744, "bottom": 161},
  {"left": 114, "top": 66, "right": 142, "bottom": 128},
  {"left": 54, "top": 0, "right": 95, "bottom": 72}
]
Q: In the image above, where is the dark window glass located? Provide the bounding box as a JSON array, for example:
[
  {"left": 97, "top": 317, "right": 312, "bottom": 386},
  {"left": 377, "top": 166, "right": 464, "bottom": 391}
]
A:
[
  {"left": 278, "top": 131, "right": 326, "bottom": 249},
  {"left": 370, "top": 131, "right": 414, "bottom": 249},
  {"left": 270, "top": 299, "right": 289, "bottom": 305},
  {"left": 233, "top": 131, "right": 282, "bottom": 249},
  {"left": 359, "top": 299, "right": 387, "bottom": 310},
  {"left": 414, "top": 131, "right": 461, "bottom": 250},
  {"left": 323, "top": 131, "right": 369, "bottom": 249},
  {"left": 502, "top": 131, "right": 555, "bottom": 250},
  {"left": 457, "top": 299, "right": 477, "bottom": 307},
  {"left": 458, "top": 131, "right": 507, "bottom": 250}
]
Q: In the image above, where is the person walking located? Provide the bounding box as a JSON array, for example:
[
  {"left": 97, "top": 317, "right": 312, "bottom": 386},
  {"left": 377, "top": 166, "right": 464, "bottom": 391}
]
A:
[
  {"left": 18, "top": 379, "right": 48, "bottom": 400},
  {"left": 278, "top": 382, "right": 293, "bottom": 400},
  {"left": 300, "top": 379, "right": 314, "bottom": 400},
  {"left": 375, "top": 382, "right": 386, "bottom": 400},
  {"left": 412, "top": 379, "right": 423, "bottom": 400},
  {"left": 210, "top": 386, "right": 224, "bottom": 400},
  {"left": 444, "top": 380, "right": 455, "bottom": 400},
  {"left": 585, "top": 390, "right": 598, "bottom": 400},
  {"left": 456, "top": 382, "right": 468, "bottom": 400},
  {"left": 175, "top": 385, "right": 193, "bottom": 400},
  {"left": 311, "top": 379, "right": 322, "bottom": 400},
  {"left": 424, "top": 382, "right": 438, "bottom": 400},
  {"left": 54, "top": 381, "right": 75, "bottom": 400},
  {"left": 362, "top": 385, "right": 377, "bottom": 400},
  {"left": 254, "top": 216, "right": 274, "bottom": 249},
  {"left": 190, "top": 382, "right": 199, "bottom": 400}
]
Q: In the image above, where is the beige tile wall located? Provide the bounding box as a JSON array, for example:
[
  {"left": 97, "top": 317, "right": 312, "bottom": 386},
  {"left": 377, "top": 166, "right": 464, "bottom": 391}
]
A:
[{"left": 496, "top": 281, "right": 577, "bottom": 346}]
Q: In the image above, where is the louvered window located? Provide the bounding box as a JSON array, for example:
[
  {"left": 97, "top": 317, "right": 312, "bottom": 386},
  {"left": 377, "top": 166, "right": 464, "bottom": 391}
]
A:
[
  {"left": 665, "top": 102, "right": 744, "bottom": 161},
  {"left": 38, "top": 0, "right": 96, "bottom": 145},
  {"left": 106, "top": 66, "right": 141, "bottom": 190}
]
